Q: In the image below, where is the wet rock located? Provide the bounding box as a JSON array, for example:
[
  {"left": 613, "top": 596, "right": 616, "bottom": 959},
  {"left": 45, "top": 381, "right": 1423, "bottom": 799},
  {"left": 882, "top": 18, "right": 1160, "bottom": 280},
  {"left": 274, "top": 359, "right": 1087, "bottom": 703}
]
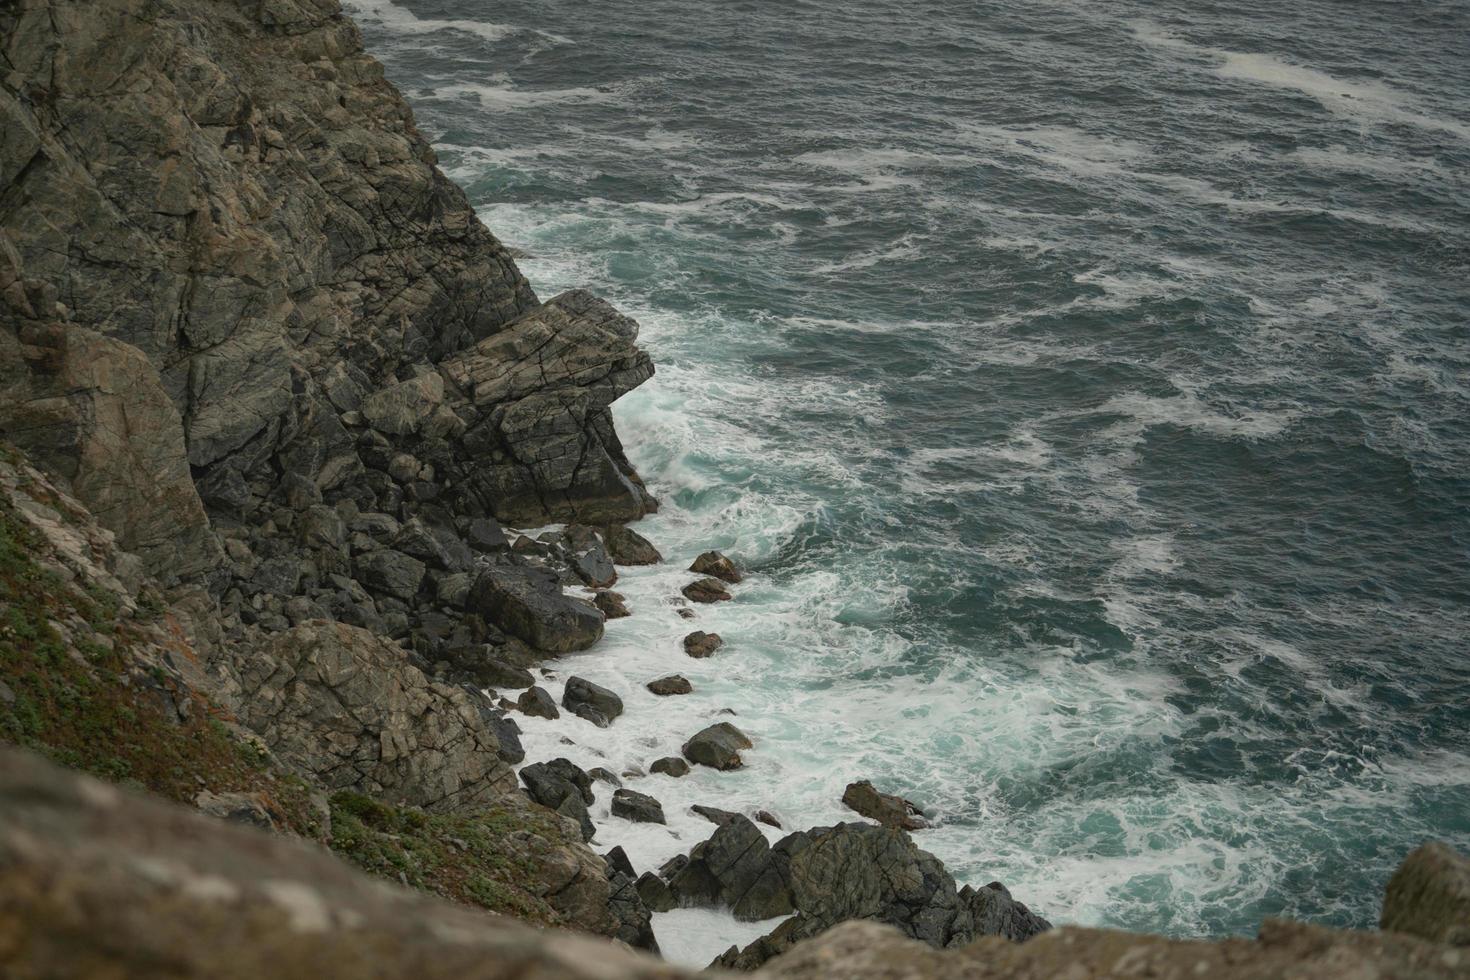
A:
[
  {"left": 607, "top": 867, "right": 660, "bottom": 953},
  {"left": 677, "top": 608, "right": 697, "bottom": 620},
  {"left": 594, "top": 590, "right": 631, "bottom": 619},
  {"left": 689, "top": 551, "right": 742, "bottom": 584},
  {"left": 468, "top": 565, "right": 604, "bottom": 653},
  {"left": 841, "top": 780, "right": 928, "bottom": 831},
  {"left": 517, "top": 686, "right": 560, "bottom": 720},
  {"left": 612, "top": 789, "right": 666, "bottom": 825},
  {"left": 603, "top": 524, "right": 662, "bottom": 565},
  {"left": 669, "top": 814, "right": 793, "bottom": 922},
  {"left": 604, "top": 846, "right": 637, "bottom": 880},
  {"left": 588, "top": 767, "right": 622, "bottom": 787},
  {"left": 691, "top": 805, "right": 741, "bottom": 828},
  {"left": 1382, "top": 841, "right": 1470, "bottom": 946},
  {"left": 682, "top": 722, "right": 752, "bottom": 771},
  {"left": 650, "top": 757, "right": 690, "bottom": 778},
  {"left": 565, "top": 525, "right": 618, "bottom": 588},
  {"left": 391, "top": 517, "right": 472, "bottom": 573},
  {"left": 682, "top": 577, "right": 732, "bottom": 603},
  {"left": 445, "top": 646, "right": 535, "bottom": 689},
  {"left": 756, "top": 811, "right": 783, "bottom": 830},
  {"left": 647, "top": 675, "right": 693, "bottom": 697},
  {"left": 636, "top": 871, "right": 676, "bottom": 913},
  {"left": 562, "top": 676, "right": 624, "bottom": 728},
  {"left": 683, "top": 631, "right": 724, "bottom": 658}
]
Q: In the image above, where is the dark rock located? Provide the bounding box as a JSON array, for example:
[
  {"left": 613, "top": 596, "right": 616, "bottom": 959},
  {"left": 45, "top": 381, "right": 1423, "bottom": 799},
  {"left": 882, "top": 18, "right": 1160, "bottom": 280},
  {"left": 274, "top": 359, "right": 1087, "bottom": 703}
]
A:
[
  {"left": 1381, "top": 841, "right": 1470, "bottom": 946},
  {"left": 683, "top": 631, "right": 724, "bottom": 658},
  {"left": 960, "top": 881, "right": 1051, "bottom": 942},
  {"left": 669, "top": 815, "right": 793, "bottom": 922},
  {"left": 252, "top": 557, "right": 304, "bottom": 596},
  {"left": 353, "top": 550, "right": 426, "bottom": 602},
  {"left": 517, "top": 686, "right": 560, "bottom": 720},
  {"left": 682, "top": 722, "right": 752, "bottom": 771},
  {"left": 468, "top": 565, "right": 604, "bottom": 653},
  {"left": 611, "top": 789, "right": 666, "bottom": 825},
  {"left": 444, "top": 646, "right": 535, "bottom": 689},
  {"left": 677, "top": 608, "right": 697, "bottom": 620},
  {"left": 521, "top": 759, "right": 595, "bottom": 842},
  {"left": 593, "top": 590, "right": 631, "bottom": 619},
  {"left": 690, "top": 550, "right": 742, "bottom": 584},
  {"left": 563, "top": 676, "right": 624, "bottom": 726},
  {"left": 603, "top": 524, "right": 662, "bottom": 565},
  {"left": 565, "top": 526, "right": 618, "bottom": 588},
  {"left": 604, "top": 846, "right": 637, "bottom": 880},
  {"left": 636, "top": 872, "right": 676, "bottom": 913},
  {"left": 841, "top": 780, "right": 928, "bottom": 831},
  {"left": 755, "top": 811, "right": 783, "bottom": 830},
  {"left": 391, "top": 517, "right": 472, "bottom": 573},
  {"left": 647, "top": 675, "right": 693, "bottom": 697},
  {"left": 691, "top": 805, "right": 741, "bottom": 827},
  {"left": 682, "top": 577, "right": 732, "bottom": 604},
  {"left": 466, "top": 517, "right": 509, "bottom": 552},
  {"left": 606, "top": 868, "right": 660, "bottom": 954},
  {"left": 511, "top": 535, "right": 550, "bottom": 557},
  {"left": 488, "top": 712, "right": 525, "bottom": 765},
  {"left": 650, "top": 757, "right": 690, "bottom": 778}
]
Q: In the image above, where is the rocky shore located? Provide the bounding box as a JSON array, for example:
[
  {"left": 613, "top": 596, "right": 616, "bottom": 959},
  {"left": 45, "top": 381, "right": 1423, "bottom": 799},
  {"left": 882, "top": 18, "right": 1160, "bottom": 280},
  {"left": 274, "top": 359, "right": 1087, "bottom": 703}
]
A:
[{"left": 1, "top": 1, "right": 1468, "bottom": 977}]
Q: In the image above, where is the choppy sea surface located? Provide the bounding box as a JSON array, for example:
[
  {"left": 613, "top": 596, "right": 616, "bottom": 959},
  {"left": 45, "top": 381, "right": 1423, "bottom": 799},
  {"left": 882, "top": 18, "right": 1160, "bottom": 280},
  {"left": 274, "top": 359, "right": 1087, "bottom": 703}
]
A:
[{"left": 346, "top": 0, "right": 1470, "bottom": 954}]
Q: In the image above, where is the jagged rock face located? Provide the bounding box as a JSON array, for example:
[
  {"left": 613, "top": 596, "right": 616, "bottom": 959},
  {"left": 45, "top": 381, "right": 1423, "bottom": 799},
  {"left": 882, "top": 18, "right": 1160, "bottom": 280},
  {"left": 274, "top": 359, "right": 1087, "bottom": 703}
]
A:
[
  {"left": 0, "top": 0, "right": 654, "bottom": 580},
  {"left": 217, "top": 620, "right": 517, "bottom": 811},
  {"left": 1382, "top": 842, "right": 1470, "bottom": 947},
  {"left": 0, "top": 321, "right": 222, "bottom": 584}
]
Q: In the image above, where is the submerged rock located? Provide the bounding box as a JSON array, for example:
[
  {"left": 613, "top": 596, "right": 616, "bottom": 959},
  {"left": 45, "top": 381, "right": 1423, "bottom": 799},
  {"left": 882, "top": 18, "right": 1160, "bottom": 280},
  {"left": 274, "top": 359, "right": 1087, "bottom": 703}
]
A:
[
  {"left": 682, "top": 577, "right": 732, "bottom": 604},
  {"left": 689, "top": 550, "right": 743, "bottom": 584},
  {"left": 682, "top": 722, "right": 753, "bottom": 771},
  {"left": 841, "top": 780, "right": 928, "bottom": 831},
  {"left": 468, "top": 566, "right": 604, "bottom": 653},
  {"left": 683, "top": 630, "right": 724, "bottom": 658}
]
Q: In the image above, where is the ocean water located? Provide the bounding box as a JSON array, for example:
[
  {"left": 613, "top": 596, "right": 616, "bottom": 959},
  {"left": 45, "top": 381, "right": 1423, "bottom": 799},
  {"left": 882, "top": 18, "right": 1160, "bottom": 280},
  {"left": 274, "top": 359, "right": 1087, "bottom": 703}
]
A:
[{"left": 345, "top": 0, "right": 1470, "bottom": 953}]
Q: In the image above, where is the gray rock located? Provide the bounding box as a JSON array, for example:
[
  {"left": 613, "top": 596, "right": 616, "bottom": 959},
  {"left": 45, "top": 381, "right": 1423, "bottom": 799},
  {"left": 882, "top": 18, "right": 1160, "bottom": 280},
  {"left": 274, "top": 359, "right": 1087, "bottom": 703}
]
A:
[
  {"left": 563, "top": 676, "right": 624, "bottom": 726},
  {"left": 521, "top": 758, "right": 595, "bottom": 842},
  {"left": 392, "top": 518, "right": 472, "bottom": 573},
  {"left": 650, "top": 757, "right": 690, "bottom": 778},
  {"left": 467, "top": 517, "right": 509, "bottom": 552},
  {"left": 468, "top": 566, "right": 604, "bottom": 653},
  {"left": 690, "top": 551, "right": 742, "bottom": 584},
  {"left": 683, "top": 631, "right": 724, "bottom": 658},
  {"left": 611, "top": 789, "right": 666, "bottom": 825},
  {"left": 682, "top": 722, "right": 752, "bottom": 771},
  {"left": 691, "top": 805, "right": 741, "bottom": 827},
  {"left": 517, "top": 686, "right": 560, "bottom": 720},
  {"left": 588, "top": 767, "right": 622, "bottom": 787},
  {"left": 682, "top": 577, "right": 732, "bottom": 603},
  {"left": 636, "top": 872, "right": 676, "bottom": 913},
  {"left": 647, "top": 675, "right": 693, "bottom": 697},
  {"left": 607, "top": 868, "right": 660, "bottom": 953},
  {"left": 841, "top": 780, "right": 928, "bottom": 831},
  {"left": 670, "top": 815, "right": 793, "bottom": 922}
]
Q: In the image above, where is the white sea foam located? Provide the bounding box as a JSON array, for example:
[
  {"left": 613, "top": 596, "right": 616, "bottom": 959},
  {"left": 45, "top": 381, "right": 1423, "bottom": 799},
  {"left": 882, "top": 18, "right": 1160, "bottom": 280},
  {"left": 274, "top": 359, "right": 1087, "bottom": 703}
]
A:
[{"left": 343, "top": 0, "right": 525, "bottom": 44}]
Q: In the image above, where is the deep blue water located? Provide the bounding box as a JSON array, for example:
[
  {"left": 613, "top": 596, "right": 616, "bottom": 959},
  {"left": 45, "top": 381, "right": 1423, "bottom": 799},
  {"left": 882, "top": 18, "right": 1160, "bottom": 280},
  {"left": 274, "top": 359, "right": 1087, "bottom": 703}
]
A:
[{"left": 346, "top": 0, "right": 1470, "bottom": 940}]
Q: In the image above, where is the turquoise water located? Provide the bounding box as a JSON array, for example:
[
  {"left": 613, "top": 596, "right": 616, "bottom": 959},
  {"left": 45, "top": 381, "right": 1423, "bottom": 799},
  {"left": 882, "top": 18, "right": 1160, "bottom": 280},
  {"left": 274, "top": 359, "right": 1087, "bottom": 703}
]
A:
[{"left": 346, "top": 0, "right": 1470, "bottom": 938}]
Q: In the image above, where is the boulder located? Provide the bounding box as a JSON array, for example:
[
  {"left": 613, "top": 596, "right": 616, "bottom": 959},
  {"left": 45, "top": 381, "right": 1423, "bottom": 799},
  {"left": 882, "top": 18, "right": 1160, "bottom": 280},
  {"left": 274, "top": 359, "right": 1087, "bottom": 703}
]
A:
[
  {"left": 360, "top": 372, "right": 446, "bottom": 437},
  {"left": 669, "top": 815, "right": 793, "bottom": 922},
  {"left": 603, "top": 523, "right": 662, "bottom": 565},
  {"left": 517, "top": 686, "right": 560, "bottom": 720},
  {"left": 636, "top": 872, "right": 676, "bottom": 913},
  {"left": 691, "top": 805, "right": 741, "bottom": 827},
  {"left": 521, "top": 759, "right": 596, "bottom": 842},
  {"left": 588, "top": 767, "right": 622, "bottom": 787},
  {"left": 682, "top": 722, "right": 752, "bottom": 771},
  {"left": 468, "top": 565, "right": 604, "bottom": 653},
  {"left": 683, "top": 631, "right": 724, "bottom": 658},
  {"left": 650, "top": 757, "right": 690, "bottom": 778},
  {"left": 594, "top": 590, "right": 631, "bottom": 619},
  {"left": 604, "top": 846, "right": 638, "bottom": 880},
  {"left": 647, "top": 675, "right": 693, "bottom": 697},
  {"left": 611, "top": 789, "right": 666, "bottom": 825},
  {"left": 565, "top": 525, "right": 618, "bottom": 588},
  {"left": 682, "top": 577, "right": 732, "bottom": 603},
  {"left": 606, "top": 868, "right": 660, "bottom": 953},
  {"left": 466, "top": 517, "right": 510, "bottom": 552},
  {"left": 563, "top": 676, "right": 624, "bottom": 727},
  {"left": 1382, "top": 842, "right": 1470, "bottom": 946},
  {"left": 353, "top": 549, "right": 426, "bottom": 602},
  {"left": 444, "top": 646, "right": 535, "bottom": 689},
  {"left": 841, "top": 780, "right": 928, "bottom": 831},
  {"left": 391, "top": 517, "right": 472, "bottom": 573},
  {"left": 756, "top": 811, "right": 783, "bottom": 830},
  {"left": 689, "top": 550, "right": 743, "bottom": 584}
]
